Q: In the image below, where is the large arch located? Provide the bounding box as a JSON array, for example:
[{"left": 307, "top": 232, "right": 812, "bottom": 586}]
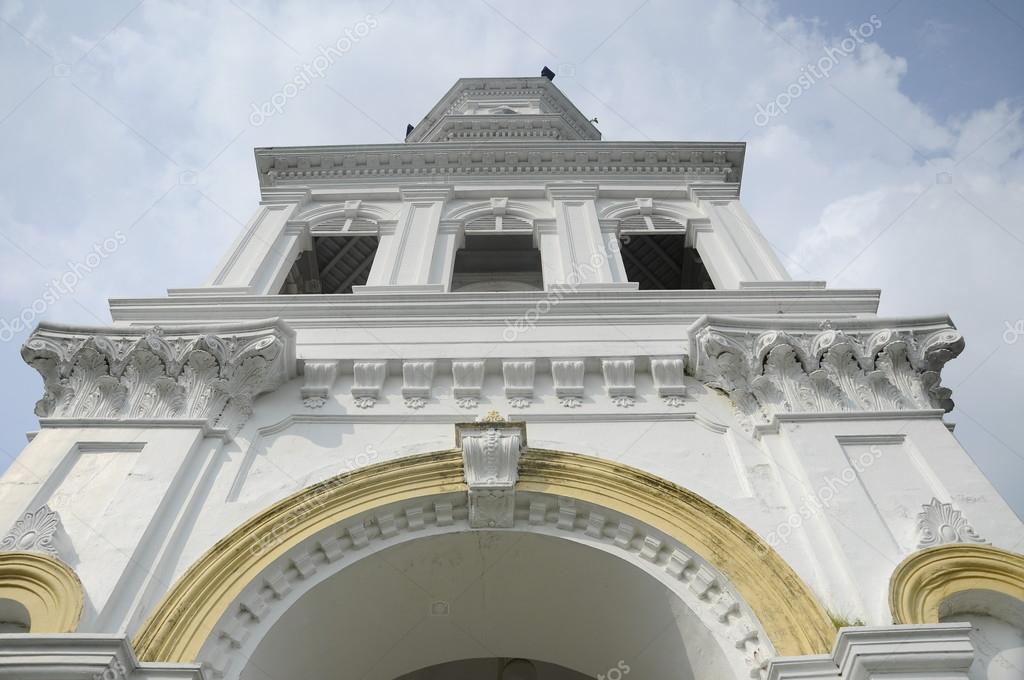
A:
[{"left": 133, "top": 448, "right": 834, "bottom": 675}]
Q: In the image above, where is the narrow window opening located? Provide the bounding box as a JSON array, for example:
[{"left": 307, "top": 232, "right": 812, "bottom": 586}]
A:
[
  {"left": 280, "top": 235, "right": 379, "bottom": 294},
  {"left": 451, "top": 234, "right": 543, "bottom": 292},
  {"left": 619, "top": 233, "right": 713, "bottom": 290}
]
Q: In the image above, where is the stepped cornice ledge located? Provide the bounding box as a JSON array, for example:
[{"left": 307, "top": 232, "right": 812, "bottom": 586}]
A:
[
  {"left": 254, "top": 140, "right": 745, "bottom": 190},
  {"left": 109, "top": 288, "right": 882, "bottom": 325},
  {"left": 21, "top": 319, "right": 296, "bottom": 436},
  {"left": 688, "top": 315, "right": 965, "bottom": 430}
]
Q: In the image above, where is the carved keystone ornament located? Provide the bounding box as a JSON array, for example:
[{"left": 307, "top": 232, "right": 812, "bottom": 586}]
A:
[{"left": 456, "top": 417, "right": 526, "bottom": 528}]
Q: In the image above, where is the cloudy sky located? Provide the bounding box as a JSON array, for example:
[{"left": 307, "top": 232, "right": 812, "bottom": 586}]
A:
[{"left": 1, "top": 0, "right": 1022, "bottom": 518}]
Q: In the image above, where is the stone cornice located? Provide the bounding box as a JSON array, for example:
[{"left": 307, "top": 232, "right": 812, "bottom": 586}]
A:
[
  {"left": 254, "top": 141, "right": 745, "bottom": 192},
  {"left": 688, "top": 315, "right": 964, "bottom": 430},
  {"left": 111, "top": 288, "right": 881, "bottom": 326},
  {"left": 21, "top": 319, "right": 296, "bottom": 436}
]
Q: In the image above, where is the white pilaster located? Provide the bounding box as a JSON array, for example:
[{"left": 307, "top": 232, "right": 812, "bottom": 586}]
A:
[{"left": 546, "top": 183, "right": 637, "bottom": 291}]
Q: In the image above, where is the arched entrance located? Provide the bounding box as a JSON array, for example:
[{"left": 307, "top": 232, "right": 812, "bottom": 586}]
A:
[
  {"left": 134, "top": 448, "right": 834, "bottom": 679},
  {"left": 241, "top": 530, "right": 737, "bottom": 679}
]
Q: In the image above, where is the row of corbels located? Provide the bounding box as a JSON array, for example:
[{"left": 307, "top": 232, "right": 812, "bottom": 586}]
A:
[{"left": 299, "top": 357, "right": 688, "bottom": 409}]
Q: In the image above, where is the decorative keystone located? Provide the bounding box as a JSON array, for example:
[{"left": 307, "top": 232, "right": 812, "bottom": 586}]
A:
[{"left": 456, "top": 418, "right": 527, "bottom": 529}]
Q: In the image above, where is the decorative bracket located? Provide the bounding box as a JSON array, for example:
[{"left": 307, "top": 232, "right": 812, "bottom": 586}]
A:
[
  {"left": 651, "top": 356, "right": 687, "bottom": 406},
  {"left": 502, "top": 359, "right": 535, "bottom": 408},
  {"left": 688, "top": 315, "right": 965, "bottom": 430},
  {"left": 300, "top": 360, "right": 339, "bottom": 408},
  {"left": 452, "top": 360, "right": 485, "bottom": 409},
  {"left": 602, "top": 358, "right": 636, "bottom": 407},
  {"left": 552, "top": 359, "right": 585, "bottom": 407},
  {"left": 401, "top": 360, "right": 435, "bottom": 408},
  {"left": 351, "top": 360, "right": 387, "bottom": 408},
  {"left": 456, "top": 418, "right": 527, "bottom": 528},
  {"left": 21, "top": 320, "right": 295, "bottom": 436}
]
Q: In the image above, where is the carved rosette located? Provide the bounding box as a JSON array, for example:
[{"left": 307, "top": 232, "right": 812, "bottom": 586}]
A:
[
  {"left": 689, "top": 317, "right": 964, "bottom": 429},
  {"left": 456, "top": 420, "right": 526, "bottom": 529},
  {"left": 22, "top": 321, "right": 295, "bottom": 435}
]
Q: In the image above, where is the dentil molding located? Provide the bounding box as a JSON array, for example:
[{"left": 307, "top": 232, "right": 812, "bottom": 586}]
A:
[
  {"left": 21, "top": 320, "right": 296, "bottom": 436},
  {"left": 689, "top": 315, "right": 964, "bottom": 430}
]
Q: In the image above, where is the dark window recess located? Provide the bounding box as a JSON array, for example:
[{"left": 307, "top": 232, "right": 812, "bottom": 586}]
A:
[
  {"left": 279, "top": 235, "right": 379, "bottom": 294},
  {"left": 619, "top": 234, "right": 713, "bottom": 290},
  {"left": 451, "top": 234, "right": 544, "bottom": 292}
]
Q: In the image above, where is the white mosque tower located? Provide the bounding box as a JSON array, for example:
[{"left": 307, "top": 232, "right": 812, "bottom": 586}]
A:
[{"left": 1, "top": 72, "right": 1022, "bottom": 680}]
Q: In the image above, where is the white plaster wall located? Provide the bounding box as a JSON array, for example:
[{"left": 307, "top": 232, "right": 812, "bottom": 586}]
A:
[{"left": 3, "top": 179, "right": 1021, "bottom": 650}]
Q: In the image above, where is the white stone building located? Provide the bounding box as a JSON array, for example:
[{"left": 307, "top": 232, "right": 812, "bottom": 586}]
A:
[{"left": 0, "top": 74, "right": 1022, "bottom": 680}]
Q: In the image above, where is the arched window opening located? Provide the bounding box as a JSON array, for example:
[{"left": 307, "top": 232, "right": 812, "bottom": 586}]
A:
[
  {"left": 939, "top": 589, "right": 1024, "bottom": 680},
  {"left": 451, "top": 234, "right": 543, "bottom": 292},
  {"left": 280, "top": 235, "right": 379, "bottom": 295},
  {"left": 619, "top": 233, "right": 713, "bottom": 290},
  {"left": 0, "top": 598, "right": 31, "bottom": 633}
]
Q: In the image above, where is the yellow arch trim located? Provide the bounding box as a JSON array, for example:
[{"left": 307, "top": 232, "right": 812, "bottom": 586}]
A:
[
  {"left": 134, "top": 449, "right": 834, "bottom": 662},
  {"left": 890, "top": 544, "right": 1024, "bottom": 624},
  {"left": 0, "top": 551, "right": 83, "bottom": 632}
]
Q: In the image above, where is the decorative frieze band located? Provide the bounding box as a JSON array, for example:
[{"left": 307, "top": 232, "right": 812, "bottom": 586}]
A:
[
  {"left": 312, "top": 356, "right": 693, "bottom": 410},
  {"left": 689, "top": 316, "right": 964, "bottom": 430},
  {"left": 21, "top": 320, "right": 296, "bottom": 435},
  {"left": 256, "top": 143, "right": 740, "bottom": 188}
]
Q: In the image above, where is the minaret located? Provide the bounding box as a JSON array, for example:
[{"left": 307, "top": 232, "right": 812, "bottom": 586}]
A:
[{"left": 1, "top": 72, "right": 1021, "bottom": 680}]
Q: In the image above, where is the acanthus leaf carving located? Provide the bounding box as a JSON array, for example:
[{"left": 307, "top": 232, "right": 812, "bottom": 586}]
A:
[
  {"left": 689, "top": 318, "right": 964, "bottom": 430},
  {"left": 21, "top": 321, "right": 294, "bottom": 436},
  {"left": 457, "top": 421, "right": 526, "bottom": 529}
]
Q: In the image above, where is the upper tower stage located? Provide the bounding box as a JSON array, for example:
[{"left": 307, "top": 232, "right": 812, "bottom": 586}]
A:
[
  {"left": 406, "top": 76, "right": 602, "bottom": 143},
  {"left": 254, "top": 75, "right": 744, "bottom": 192}
]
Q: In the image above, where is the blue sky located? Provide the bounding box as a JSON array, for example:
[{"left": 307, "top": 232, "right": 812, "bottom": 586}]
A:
[{"left": 1, "top": 0, "right": 1023, "bottom": 520}]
